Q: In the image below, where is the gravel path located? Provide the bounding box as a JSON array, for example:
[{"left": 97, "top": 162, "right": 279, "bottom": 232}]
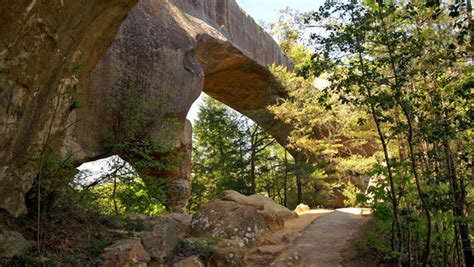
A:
[{"left": 272, "top": 208, "right": 371, "bottom": 267}]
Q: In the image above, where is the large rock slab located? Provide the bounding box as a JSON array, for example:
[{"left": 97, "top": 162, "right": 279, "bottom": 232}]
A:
[
  {"left": 0, "top": 229, "right": 31, "bottom": 259},
  {"left": 191, "top": 191, "right": 295, "bottom": 244},
  {"left": 101, "top": 238, "right": 151, "bottom": 267},
  {"left": 191, "top": 200, "right": 267, "bottom": 245},
  {"left": 219, "top": 190, "right": 297, "bottom": 231},
  {"left": 244, "top": 193, "right": 297, "bottom": 221},
  {"left": 172, "top": 256, "right": 205, "bottom": 267},
  {"left": 139, "top": 217, "right": 179, "bottom": 263}
]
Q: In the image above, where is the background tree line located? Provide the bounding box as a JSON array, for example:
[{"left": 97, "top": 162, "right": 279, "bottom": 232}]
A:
[{"left": 191, "top": 0, "right": 473, "bottom": 265}]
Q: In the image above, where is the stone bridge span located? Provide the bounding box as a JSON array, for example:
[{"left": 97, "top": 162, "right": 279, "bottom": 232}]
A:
[{"left": 0, "top": 0, "right": 293, "bottom": 216}]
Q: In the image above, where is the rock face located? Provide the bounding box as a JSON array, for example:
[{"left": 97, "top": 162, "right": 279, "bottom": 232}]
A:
[
  {"left": 0, "top": 0, "right": 138, "bottom": 217},
  {"left": 101, "top": 239, "right": 151, "bottom": 267},
  {"left": 139, "top": 217, "right": 179, "bottom": 263},
  {"left": 209, "top": 239, "right": 246, "bottom": 267},
  {"left": 165, "top": 213, "right": 193, "bottom": 237},
  {"left": 191, "top": 191, "right": 295, "bottom": 244},
  {"left": 172, "top": 256, "right": 204, "bottom": 267},
  {"left": 192, "top": 200, "right": 268, "bottom": 245},
  {"left": 0, "top": 229, "right": 32, "bottom": 259},
  {"left": 218, "top": 190, "right": 297, "bottom": 231},
  {"left": 0, "top": 0, "right": 292, "bottom": 217},
  {"left": 75, "top": 0, "right": 293, "bottom": 213}
]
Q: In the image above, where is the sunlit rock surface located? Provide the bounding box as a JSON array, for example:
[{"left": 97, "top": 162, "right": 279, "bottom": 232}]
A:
[
  {"left": 0, "top": 0, "right": 138, "bottom": 217},
  {"left": 0, "top": 0, "right": 292, "bottom": 217},
  {"left": 76, "top": 0, "right": 293, "bottom": 212}
]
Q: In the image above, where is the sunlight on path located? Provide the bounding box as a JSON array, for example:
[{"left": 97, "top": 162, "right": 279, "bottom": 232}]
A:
[
  {"left": 305, "top": 209, "right": 334, "bottom": 214},
  {"left": 272, "top": 208, "right": 371, "bottom": 267},
  {"left": 337, "top": 208, "right": 372, "bottom": 216}
]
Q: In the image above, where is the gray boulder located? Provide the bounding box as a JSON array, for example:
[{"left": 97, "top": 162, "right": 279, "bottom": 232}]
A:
[
  {"left": 139, "top": 217, "right": 179, "bottom": 263},
  {"left": 0, "top": 229, "right": 31, "bottom": 259}
]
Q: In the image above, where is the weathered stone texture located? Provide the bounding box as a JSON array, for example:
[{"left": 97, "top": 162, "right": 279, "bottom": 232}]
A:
[
  {"left": 0, "top": 0, "right": 138, "bottom": 217},
  {"left": 75, "top": 0, "right": 293, "bottom": 213},
  {"left": 191, "top": 191, "right": 295, "bottom": 245},
  {"left": 0, "top": 229, "right": 32, "bottom": 259},
  {"left": 139, "top": 217, "right": 179, "bottom": 263},
  {"left": 0, "top": 0, "right": 292, "bottom": 217},
  {"left": 101, "top": 238, "right": 151, "bottom": 267}
]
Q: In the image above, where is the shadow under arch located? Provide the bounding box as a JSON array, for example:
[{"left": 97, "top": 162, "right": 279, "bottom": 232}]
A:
[{"left": 72, "top": 0, "right": 296, "bottom": 213}]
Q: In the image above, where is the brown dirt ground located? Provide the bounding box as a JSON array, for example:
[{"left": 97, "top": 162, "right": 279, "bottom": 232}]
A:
[{"left": 271, "top": 208, "right": 373, "bottom": 267}]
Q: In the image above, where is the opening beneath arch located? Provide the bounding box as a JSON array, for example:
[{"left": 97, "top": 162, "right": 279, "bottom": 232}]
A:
[
  {"left": 74, "top": 155, "right": 166, "bottom": 216},
  {"left": 188, "top": 94, "right": 299, "bottom": 212},
  {"left": 186, "top": 92, "right": 204, "bottom": 125}
]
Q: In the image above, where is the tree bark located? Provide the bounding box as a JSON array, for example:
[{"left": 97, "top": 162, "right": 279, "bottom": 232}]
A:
[{"left": 283, "top": 149, "right": 288, "bottom": 207}]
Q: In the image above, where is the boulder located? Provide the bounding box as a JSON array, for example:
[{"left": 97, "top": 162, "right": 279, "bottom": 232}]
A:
[
  {"left": 172, "top": 256, "right": 204, "bottom": 267},
  {"left": 218, "top": 190, "right": 296, "bottom": 231},
  {"left": 0, "top": 229, "right": 31, "bottom": 259},
  {"left": 191, "top": 191, "right": 296, "bottom": 245},
  {"left": 209, "top": 239, "right": 245, "bottom": 267},
  {"left": 294, "top": 204, "right": 310, "bottom": 215},
  {"left": 247, "top": 194, "right": 298, "bottom": 221},
  {"left": 219, "top": 190, "right": 297, "bottom": 218},
  {"left": 191, "top": 200, "right": 267, "bottom": 245},
  {"left": 164, "top": 213, "right": 192, "bottom": 237},
  {"left": 139, "top": 217, "right": 179, "bottom": 263},
  {"left": 101, "top": 238, "right": 150, "bottom": 267}
]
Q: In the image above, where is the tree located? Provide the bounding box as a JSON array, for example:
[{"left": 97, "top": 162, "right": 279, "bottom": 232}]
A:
[
  {"left": 269, "top": 65, "right": 378, "bottom": 208},
  {"left": 302, "top": 1, "right": 473, "bottom": 265},
  {"left": 190, "top": 97, "right": 249, "bottom": 209},
  {"left": 190, "top": 96, "right": 304, "bottom": 210}
]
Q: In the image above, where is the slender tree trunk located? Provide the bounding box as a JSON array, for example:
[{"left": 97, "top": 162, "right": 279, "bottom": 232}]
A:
[
  {"left": 295, "top": 154, "right": 304, "bottom": 205},
  {"left": 370, "top": 99, "right": 402, "bottom": 252},
  {"left": 466, "top": 0, "right": 473, "bottom": 62},
  {"left": 376, "top": 6, "right": 432, "bottom": 261},
  {"left": 395, "top": 111, "right": 406, "bottom": 161},
  {"left": 348, "top": 5, "right": 402, "bottom": 251},
  {"left": 356, "top": 49, "right": 402, "bottom": 252},
  {"left": 113, "top": 175, "right": 119, "bottom": 215},
  {"left": 296, "top": 175, "right": 302, "bottom": 205},
  {"left": 402, "top": 107, "right": 432, "bottom": 266},
  {"left": 250, "top": 148, "right": 256, "bottom": 194},
  {"left": 283, "top": 150, "right": 288, "bottom": 207},
  {"left": 443, "top": 140, "right": 473, "bottom": 267}
]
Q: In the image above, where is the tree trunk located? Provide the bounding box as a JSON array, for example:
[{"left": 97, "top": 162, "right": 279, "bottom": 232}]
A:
[
  {"left": 113, "top": 175, "right": 119, "bottom": 215},
  {"left": 250, "top": 148, "right": 256, "bottom": 194},
  {"left": 444, "top": 141, "right": 473, "bottom": 267},
  {"left": 296, "top": 175, "right": 302, "bottom": 205},
  {"left": 466, "top": 0, "right": 473, "bottom": 62},
  {"left": 283, "top": 150, "right": 288, "bottom": 207},
  {"left": 295, "top": 154, "right": 303, "bottom": 205}
]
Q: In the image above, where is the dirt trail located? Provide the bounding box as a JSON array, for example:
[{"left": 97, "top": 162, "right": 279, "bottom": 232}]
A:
[{"left": 272, "top": 208, "right": 371, "bottom": 267}]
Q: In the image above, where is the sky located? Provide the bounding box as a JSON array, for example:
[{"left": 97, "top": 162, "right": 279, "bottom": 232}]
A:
[
  {"left": 237, "top": 0, "right": 324, "bottom": 23},
  {"left": 186, "top": 0, "right": 324, "bottom": 124}
]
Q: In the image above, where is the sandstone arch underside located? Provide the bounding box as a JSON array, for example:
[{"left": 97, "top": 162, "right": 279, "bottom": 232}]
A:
[{"left": 0, "top": 0, "right": 294, "bottom": 217}]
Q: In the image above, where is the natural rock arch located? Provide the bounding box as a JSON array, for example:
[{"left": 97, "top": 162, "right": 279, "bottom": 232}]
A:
[
  {"left": 0, "top": 0, "right": 294, "bottom": 216},
  {"left": 76, "top": 0, "right": 295, "bottom": 212}
]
